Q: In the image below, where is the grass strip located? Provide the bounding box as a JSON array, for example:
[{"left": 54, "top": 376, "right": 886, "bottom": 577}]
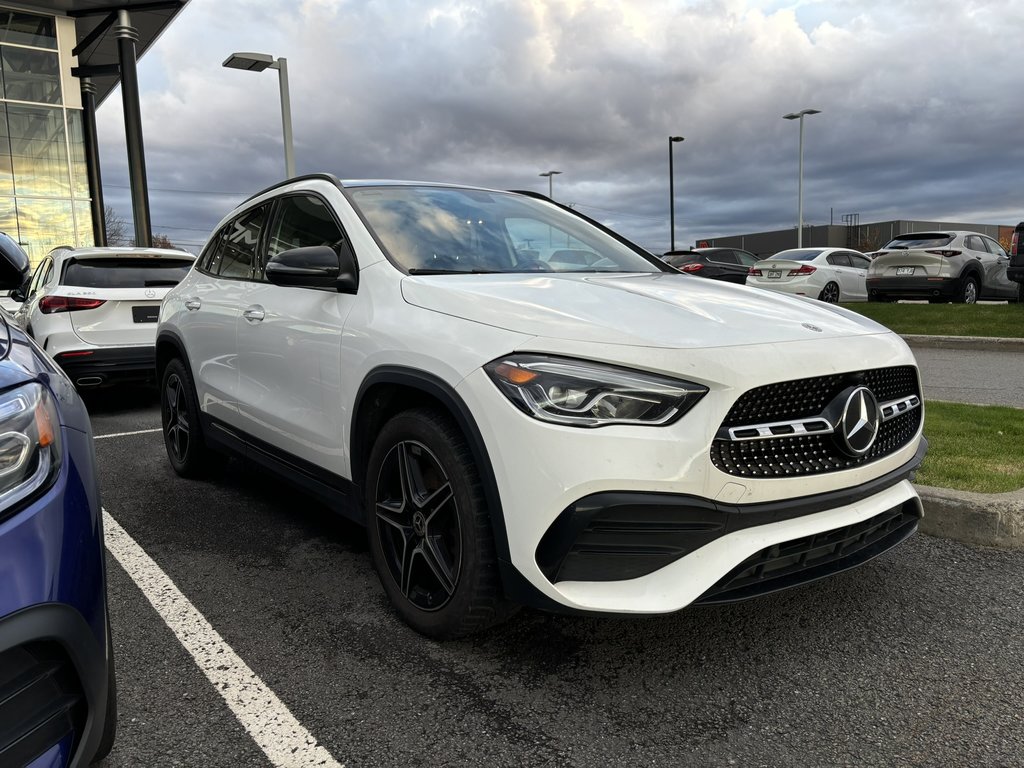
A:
[
  {"left": 841, "top": 303, "right": 1024, "bottom": 338},
  {"left": 917, "top": 401, "right": 1024, "bottom": 493}
]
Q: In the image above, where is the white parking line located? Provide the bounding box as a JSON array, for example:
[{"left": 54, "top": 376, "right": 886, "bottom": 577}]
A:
[
  {"left": 94, "top": 427, "right": 163, "bottom": 440},
  {"left": 102, "top": 509, "right": 344, "bottom": 768}
]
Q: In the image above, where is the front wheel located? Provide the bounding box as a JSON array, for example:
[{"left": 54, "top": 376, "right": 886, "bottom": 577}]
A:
[
  {"left": 365, "top": 408, "right": 509, "bottom": 639},
  {"left": 956, "top": 276, "right": 979, "bottom": 304},
  {"left": 818, "top": 281, "right": 840, "bottom": 303}
]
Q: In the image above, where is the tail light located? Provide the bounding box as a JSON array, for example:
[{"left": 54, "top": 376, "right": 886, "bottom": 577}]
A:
[
  {"left": 748, "top": 267, "right": 763, "bottom": 276},
  {"left": 787, "top": 265, "right": 816, "bottom": 276},
  {"left": 1012, "top": 231, "right": 1019, "bottom": 257},
  {"left": 680, "top": 263, "right": 704, "bottom": 272},
  {"left": 39, "top": 296, "right": 105, "bottom": 314},
  {"left": 924, "top": 249, "right": 961, "bottom": 258}
]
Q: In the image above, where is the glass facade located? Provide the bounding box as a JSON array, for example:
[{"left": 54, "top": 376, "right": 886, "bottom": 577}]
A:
[{"left": 0, "top": 7, "right": 92, "bottom": 266}]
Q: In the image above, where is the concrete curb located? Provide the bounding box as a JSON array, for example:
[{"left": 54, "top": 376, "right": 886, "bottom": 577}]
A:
[
  {"left": 916, "top": 484, "right": 1024, "bottom": 550},
  {"left": 902, "top": 334, "right": 1024, "bottom": 352}
]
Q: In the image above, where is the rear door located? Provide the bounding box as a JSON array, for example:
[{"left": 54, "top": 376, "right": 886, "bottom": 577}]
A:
[{"left": 59, "top": 256, "right": 194, "bottom": 345}]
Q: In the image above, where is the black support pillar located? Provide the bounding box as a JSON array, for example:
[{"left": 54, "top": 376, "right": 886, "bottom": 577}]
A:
[
  {"left": 79, "top": 78, "right": 107, "bottom": 247},
  {"left": 114, "top": 9, "right": 152, "bottom": 247}
]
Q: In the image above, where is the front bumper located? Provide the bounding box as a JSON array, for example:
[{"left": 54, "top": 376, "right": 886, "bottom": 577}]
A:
[
  {"left": 457, "top": 332, "right": 925, "bottom": 614},
  {"left": 867, "top": 276, "right": 957, "bottom": 300},
  {"left": 53, "top": 345, "right": 156, "bottom": 387}
]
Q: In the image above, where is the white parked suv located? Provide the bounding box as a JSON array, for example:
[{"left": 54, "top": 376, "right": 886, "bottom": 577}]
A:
[
  {"left": 13, "top": 246, "right": 195, "bottom": 387},
  {"left": 157, "top": 175, "right": 927, "bottom": 639}
]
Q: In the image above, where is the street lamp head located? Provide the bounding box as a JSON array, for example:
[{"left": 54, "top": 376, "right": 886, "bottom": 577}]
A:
[
  {"left": 223, "top": 51, "right": 276, "bottom": 71},
  {"left": 539, "top": 170, "right": 562, "bottom": 178},
  {"left": 670, "top": 136, "right": 684, "bottom": 143},
  {"left": 783, "top": 108, "right": 822, "bottom": 120}
]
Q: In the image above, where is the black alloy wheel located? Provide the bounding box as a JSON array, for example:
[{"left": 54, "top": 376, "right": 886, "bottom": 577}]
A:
[
  {"left": 365, "top": 408, "right": 509, "bottom": 638},
  {"left": 160, "top": 358, "right": 222, "bottom": 478},
  {"left": 818, "top": 281, "right": 840, "bottom": 303}
]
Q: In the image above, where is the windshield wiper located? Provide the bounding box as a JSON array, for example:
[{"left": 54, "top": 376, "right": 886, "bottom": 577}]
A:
[{"left": 407, "top": 268, "right": 500, "bottom": 275}]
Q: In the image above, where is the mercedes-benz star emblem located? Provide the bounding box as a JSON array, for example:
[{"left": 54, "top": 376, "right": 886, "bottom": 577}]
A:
[
  {"left": 145, "top": 289, "right": 157, "bottom": 298},
  {"left": 838, "top": 386, "right": 881, "bottom": 456}
]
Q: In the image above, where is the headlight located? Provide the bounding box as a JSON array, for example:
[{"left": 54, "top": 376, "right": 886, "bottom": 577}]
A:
[
  {"left": 0, "top": 383, "right": 62, "bottom": 517},
  {"left": 484, "top": 354, "right": 708, "bottom": 427}
]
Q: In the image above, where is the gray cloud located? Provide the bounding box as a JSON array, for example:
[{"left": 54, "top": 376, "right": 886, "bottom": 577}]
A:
[{"left": 96, "top": 0, "right": 1024, "bottom": 253}]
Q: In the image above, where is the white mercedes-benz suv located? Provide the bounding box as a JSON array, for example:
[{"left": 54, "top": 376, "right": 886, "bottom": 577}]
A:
[{"left": 157, "top": 175, "right": 926, "bottom": 638}]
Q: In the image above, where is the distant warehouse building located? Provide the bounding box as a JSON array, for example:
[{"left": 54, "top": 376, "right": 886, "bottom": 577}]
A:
[{"left": 698, "top": 220, "right": 1015, "bottom": 258}]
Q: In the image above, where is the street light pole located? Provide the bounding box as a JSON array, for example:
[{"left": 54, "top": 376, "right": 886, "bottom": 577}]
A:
[
  {"left": 668, "top": 136, "right": 684, "bottom": 251},
  {"left": 539, "top": 170, "right": 562, "bottom": 199},
  {"left": 223, "top": 52, "right": 296, "bottom": 179},
  {"left": 782, "top": 108, "right": 821, "bottom": 248}
]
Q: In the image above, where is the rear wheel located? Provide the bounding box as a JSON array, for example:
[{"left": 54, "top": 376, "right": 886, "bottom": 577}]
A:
[
  {"left": 818, "top": 282, "right": 840, "bottom": 303},
  {"left": 160, "top": 358, "right": 223, "bottom": 477},
  {"left": 365, "top": 408, "right": 509, "bottom": 639},
  {"left": 956, "top": 275, "right": 979, "bottom": 304}
]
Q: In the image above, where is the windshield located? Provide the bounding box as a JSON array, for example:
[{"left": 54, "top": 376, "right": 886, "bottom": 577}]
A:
[
  {"left": 882, "top": 233, "right": 954, "bottom": 249},
  {"left": 348, "top": 185, "right": 666, "bottom": 274}
]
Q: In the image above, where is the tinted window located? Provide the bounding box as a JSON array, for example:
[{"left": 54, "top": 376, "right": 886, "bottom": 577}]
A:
[
  {"left": 265, "top": 195, "right": 346, "bottom": 277},
  {"left": 707, "top": 251, "right": 738, "bottom": 264},
  {"left": 850, "top": 254, "right": 871, "bottom": 270},
  {"left": 210, "top": 206, "right": 268, "bottom": 279},
  {"left": 771, "top": 249, "right": 823, "bottom": 261},
  {"left": 827, "top": 252, "right": 852, "bottom": 267},
  {"left": 883, "top": 233, "right": 954, "bottom": 249},
  {"left": 61, "top": 258, "right": 193, "bottom": 288}
]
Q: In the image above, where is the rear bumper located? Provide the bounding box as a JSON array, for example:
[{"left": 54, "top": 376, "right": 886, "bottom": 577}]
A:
[
  {"left": 867, "top": 276, "right": 957, "bottom": 299},
  {"left": 53, "top": 346, "right": 156, "bottom": 387}
]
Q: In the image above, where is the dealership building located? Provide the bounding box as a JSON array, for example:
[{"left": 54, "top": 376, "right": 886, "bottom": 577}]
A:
[
  {"left": 696, "top": 219, "right": 1014, "bottom": 258},
  {"left": 0, "top": 0, "right": 187, "bottom": 265}
]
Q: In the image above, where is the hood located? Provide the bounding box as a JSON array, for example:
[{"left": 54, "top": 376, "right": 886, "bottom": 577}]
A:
[{"left": 401, "top": 272, "right": 891, "bottom": 348}]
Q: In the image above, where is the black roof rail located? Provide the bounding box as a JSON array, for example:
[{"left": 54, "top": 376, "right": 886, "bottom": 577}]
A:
[{"left": 242, "top": 173, "right": 346, "bottom": 205}]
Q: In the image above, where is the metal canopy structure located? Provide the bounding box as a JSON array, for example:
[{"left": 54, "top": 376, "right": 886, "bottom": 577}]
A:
[
  {"left": 20, "top": 0, "right": 187, "bottom": 103},
  {"left": 13, "top": 0, "right": 189, "bottom": 248}
]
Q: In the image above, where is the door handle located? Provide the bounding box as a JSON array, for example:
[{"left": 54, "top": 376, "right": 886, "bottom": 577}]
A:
[
  {"left": 242, "top": 305, "right": 266, "bottom": 323},
  {"left": 184, "top": 298, "right": 201, "bottom": 311}
]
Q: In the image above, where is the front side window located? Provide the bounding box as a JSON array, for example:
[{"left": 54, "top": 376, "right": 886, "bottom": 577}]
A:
[
  {"left": 349, "top": 185, "right": 664, "bottom": 274},
  {"left": 263, "top": 195, "right": 346, "bottom": 278}
]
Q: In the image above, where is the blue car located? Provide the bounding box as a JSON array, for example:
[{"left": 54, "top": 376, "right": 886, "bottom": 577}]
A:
[{"left": 0, "top": 233, "right": 115, "bottom": 767}]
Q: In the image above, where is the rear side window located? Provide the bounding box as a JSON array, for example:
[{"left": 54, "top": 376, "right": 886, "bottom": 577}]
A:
[
  {"left": 827, "top": 252, "right": 852, "bottom": 267},
  {"left": 203, "top": 205, "right": 269, "bottom": 279},
  {"left": 61, "top": 258, "right": 193, "bottom": 288},
  {"left": 707, "top": 251, "right": 738, "bottom": 264}
]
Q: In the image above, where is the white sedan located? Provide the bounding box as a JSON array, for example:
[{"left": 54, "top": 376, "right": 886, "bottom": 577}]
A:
[{"left": 746, "top": 247, "right": 872, "bottom": 303}]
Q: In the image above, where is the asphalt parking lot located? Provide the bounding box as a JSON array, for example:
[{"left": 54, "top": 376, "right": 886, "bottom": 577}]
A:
[{"left": 87, "top": 386, "right": 1024, "bottom": 768}]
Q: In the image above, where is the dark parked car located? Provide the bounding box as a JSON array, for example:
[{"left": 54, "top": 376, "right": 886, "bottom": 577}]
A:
[
  {"left": 0, "top": 232, "right": 116, "bottom": 767},
  {"left": 663, "top": 247, "right": 760, "bottom": 284},
  {"left": 1009, "top": 222, "right": 1024, "bottom": 288}
]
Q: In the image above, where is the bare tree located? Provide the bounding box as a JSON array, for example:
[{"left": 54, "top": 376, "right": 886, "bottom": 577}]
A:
[
  {"left": 151, "top": 233, "right": 177, "bottom": 250},
  {"left": 104, "top": 206, "right": 130, "bottom": 246}
]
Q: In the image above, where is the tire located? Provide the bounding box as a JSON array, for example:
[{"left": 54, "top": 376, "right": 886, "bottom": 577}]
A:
[
  {"left": 818, "top": 282, "right": 840, "bottom": 303},
  {"left": 92, "top": 622, "right": 117, "bottom": 763},
  {"left": 160, "top": 358, "right": 224, "bottom": 478},
  {"left": 365, "top": 407, "right": 508, "bottom": 639},
  {"left": 956, "top": 275, "right": 979, "bottom": 304}
]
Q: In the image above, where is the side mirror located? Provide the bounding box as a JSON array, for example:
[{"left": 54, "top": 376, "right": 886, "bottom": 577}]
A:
[
  {"left": 0, "top": 232, "right": 29, "bottom": 291},
  {"left": 265, "top": 245, "right": 357, "bottom": 294}
]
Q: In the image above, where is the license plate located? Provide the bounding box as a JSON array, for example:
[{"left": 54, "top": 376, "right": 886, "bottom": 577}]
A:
[
  {"left": 896, "top": 266, "right": 915, "bottom": 276},
  {"left": 132, "top": 306, "right": 159, "bottom": 323},
  {"left": 767, "top": 270, "right": 782, "bottom": 279}
]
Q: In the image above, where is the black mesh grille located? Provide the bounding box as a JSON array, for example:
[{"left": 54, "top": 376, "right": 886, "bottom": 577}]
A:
[
  {"left": 0, "top": 642, "right": 86, "bottom": 767},
  {"left": 712, "top": 366, "right": 921, "bottom": 478}
]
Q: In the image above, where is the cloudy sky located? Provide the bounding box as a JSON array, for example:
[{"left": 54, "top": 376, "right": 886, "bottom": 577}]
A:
[{"left": 95, "top": 0, "right": 1024, "bottom": 253}]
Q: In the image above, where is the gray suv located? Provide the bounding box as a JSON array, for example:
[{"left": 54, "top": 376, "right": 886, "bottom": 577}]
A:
[{"left": 866, "top": 231, "right": 1021, "bottom": 303}]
